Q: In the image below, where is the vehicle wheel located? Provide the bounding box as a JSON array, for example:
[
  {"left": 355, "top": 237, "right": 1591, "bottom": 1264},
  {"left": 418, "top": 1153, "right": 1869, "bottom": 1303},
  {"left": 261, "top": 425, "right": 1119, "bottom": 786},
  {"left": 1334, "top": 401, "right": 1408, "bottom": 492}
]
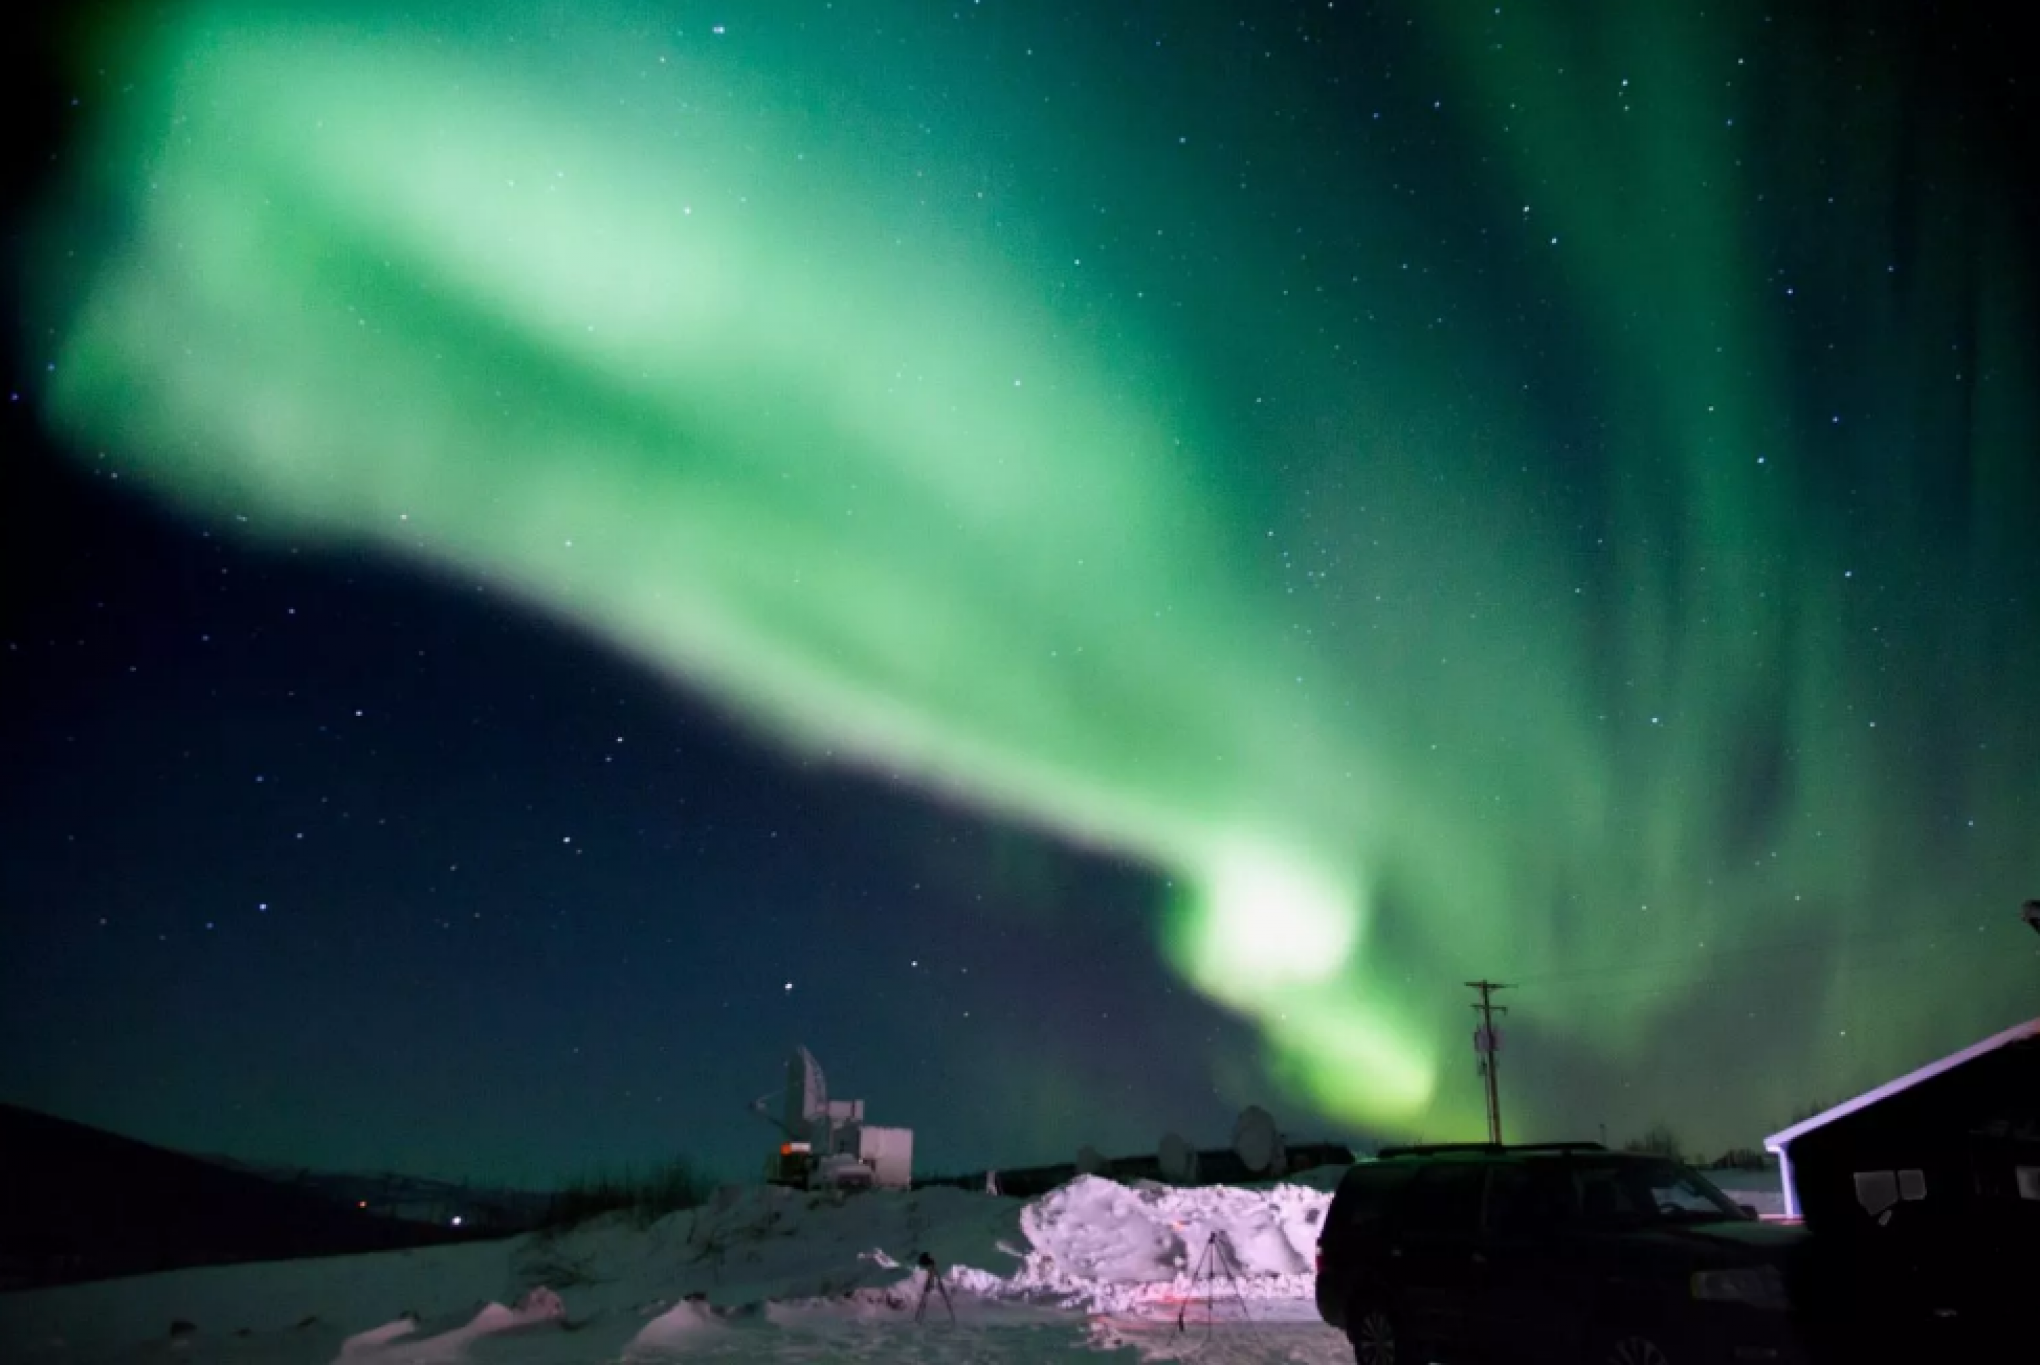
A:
[
  {"left": 1597, "top": 1332, "right": 1672, "bottom": 1365},
  {"left": 1347, "top": 1301, "right": 1403, "bottom": 1365}
]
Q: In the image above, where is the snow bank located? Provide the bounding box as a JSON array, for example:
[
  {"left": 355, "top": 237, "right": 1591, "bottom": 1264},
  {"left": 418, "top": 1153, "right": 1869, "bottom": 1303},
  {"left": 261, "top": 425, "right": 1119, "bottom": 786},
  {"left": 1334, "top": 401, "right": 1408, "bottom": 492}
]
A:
[
  {"left": 994, "top": 1175, "right": 1327, "bottom": 1315},
  {"left": 0, "top": 1176, "right": 1342, "bottom": 1364}
]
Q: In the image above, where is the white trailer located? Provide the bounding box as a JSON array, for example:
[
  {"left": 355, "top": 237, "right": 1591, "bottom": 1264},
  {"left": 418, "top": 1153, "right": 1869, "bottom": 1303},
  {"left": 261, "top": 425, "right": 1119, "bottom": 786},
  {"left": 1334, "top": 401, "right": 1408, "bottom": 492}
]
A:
[
  {"left": 753, "top": 1048, "right": 914, "bottom": 1190},
  {"left": 847, "top": 1124, "right": 913, "bottom": 1190}
]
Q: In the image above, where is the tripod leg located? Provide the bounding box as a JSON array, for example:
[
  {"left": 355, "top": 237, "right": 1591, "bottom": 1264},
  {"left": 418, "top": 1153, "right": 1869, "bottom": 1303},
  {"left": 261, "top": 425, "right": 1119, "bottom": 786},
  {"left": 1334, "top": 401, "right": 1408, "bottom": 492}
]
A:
[
  {"left": 1215, "top": 1241, "right": 1256, "bottom": 1325},
  {"left": 1176, "top": 1238, "right": 1209, "bottom": 1332},
  {"left": 1182, "top": 1235, "right": 1226, "bottom": 1334}
]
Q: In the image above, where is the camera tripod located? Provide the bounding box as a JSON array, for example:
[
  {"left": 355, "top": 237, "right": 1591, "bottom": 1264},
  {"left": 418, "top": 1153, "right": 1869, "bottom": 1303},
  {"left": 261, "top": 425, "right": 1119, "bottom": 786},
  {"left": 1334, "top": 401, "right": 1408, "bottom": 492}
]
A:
[
  {"left": 1176, "top": 1229, "right": 1256, "bottom": 1334},
  {"left": 914, "top": 1251, "right": 955, "bottom": 1325}
]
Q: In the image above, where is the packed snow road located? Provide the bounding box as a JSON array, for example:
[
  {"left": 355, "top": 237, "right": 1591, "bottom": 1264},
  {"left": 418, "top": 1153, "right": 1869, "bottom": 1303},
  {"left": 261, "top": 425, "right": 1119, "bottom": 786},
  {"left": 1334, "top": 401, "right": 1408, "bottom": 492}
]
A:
[
  {"left": 606, "top": 1298, "right": 1353, "bottom": 1364},
  {"left": 327, "top": 1293, "right": 1358, "bottom": 1365}
]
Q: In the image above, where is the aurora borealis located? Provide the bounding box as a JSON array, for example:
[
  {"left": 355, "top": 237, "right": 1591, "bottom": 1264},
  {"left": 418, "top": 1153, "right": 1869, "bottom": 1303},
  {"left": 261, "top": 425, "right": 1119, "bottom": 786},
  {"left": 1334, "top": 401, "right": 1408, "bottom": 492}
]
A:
[{"left": 5, "top": 0, "right": 2036, "bottom": 1180}]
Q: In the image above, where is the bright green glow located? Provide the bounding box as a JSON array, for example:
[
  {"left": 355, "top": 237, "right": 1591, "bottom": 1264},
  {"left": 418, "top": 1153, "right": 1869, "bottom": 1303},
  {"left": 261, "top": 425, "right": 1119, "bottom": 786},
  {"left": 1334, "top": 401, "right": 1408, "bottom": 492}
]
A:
[
  {"left": 1176, "top": 843, "right": 1363, "bottom": 998},
  {"left": 32, "top": 1, "right": 2038, "bottom": 1149},
  {"left": 37, "top": 2, "right": 1456, "bottom": 1133}
]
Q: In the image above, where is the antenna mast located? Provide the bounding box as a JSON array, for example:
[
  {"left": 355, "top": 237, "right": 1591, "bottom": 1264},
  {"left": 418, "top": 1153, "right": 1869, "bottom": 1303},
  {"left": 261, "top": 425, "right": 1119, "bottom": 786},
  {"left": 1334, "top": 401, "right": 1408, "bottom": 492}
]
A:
[{"left": 1467, "top": 979, "right": 1512, "bottom": 1145}]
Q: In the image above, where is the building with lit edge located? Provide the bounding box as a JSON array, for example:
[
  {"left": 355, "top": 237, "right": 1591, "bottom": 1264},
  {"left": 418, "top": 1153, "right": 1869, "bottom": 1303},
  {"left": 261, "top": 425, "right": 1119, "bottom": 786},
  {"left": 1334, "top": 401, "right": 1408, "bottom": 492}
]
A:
[
  {"left": 1754, "top": 1012, "right": 2040, "bottom": 1224},
  {"left": 1762, "top": 1016, "right": 2040, "bottom": 1225},
  {"left": 1761, "top": 1017, "right": 2039, "bottom": 1351}
]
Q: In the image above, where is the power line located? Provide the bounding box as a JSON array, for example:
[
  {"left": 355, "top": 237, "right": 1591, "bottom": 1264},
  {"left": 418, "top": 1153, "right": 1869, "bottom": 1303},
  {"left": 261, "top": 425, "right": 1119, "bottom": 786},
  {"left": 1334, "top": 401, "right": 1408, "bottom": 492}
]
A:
[
  {"left": 1518, "top": 959, "right": 2034, "bottom": 1021},
  {"left": 1508, "top": 919, "right": 2016, "bottom": 989},
  {"left": 1517, "top": 936, "right": 2025, "bottom": 1010}
]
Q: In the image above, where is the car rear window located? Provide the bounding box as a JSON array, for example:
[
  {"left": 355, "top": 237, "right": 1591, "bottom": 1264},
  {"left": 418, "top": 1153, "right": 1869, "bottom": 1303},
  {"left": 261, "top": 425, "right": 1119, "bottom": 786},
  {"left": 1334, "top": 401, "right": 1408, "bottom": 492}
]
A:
[{"left": 1330, "top": 1162, "right": 1419, "bottom": 1230}]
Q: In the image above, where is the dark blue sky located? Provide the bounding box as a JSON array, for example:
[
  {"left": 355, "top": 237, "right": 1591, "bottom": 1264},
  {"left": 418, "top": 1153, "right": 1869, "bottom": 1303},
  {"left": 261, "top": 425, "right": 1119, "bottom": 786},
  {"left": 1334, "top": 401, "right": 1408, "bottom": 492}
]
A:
[{"left": 2, "top": 438, "right": 1288, "bottom": 1183}]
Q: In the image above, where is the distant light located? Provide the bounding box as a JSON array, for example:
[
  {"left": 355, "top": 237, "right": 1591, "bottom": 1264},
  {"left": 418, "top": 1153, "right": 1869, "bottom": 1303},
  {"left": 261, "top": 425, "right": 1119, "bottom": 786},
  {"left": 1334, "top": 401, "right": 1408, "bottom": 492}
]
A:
[
  {"left": 358, "top": 1200, "right": 367, "bottom": 1208},
  {"left": 450, "top": 1215, "right": 463, "bottom": 1227}
]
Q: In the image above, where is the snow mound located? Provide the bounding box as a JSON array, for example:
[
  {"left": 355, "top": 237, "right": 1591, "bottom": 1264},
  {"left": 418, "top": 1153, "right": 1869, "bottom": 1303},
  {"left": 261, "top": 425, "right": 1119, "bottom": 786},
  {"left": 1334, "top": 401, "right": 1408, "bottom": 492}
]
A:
[
  {"left": 1020, "top": 1175, "right": 1325, "bottom": 1283},
  {"left": 1021, "top": 1176, "right": 1188, "bottom": 1282},
  {"left": 338, "top": 1288, "right": 566, "bottom": 1363},
  {"left": 625, "top": 1297, "right": 730, "bottom": 1355},
  {"left": 984, "top": 1175, "right": 1333, "bottom": 1317}
]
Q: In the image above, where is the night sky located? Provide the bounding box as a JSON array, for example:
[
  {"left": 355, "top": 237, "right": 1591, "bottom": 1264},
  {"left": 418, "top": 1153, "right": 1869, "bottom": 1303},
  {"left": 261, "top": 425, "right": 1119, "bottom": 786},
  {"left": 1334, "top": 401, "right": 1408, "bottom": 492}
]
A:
[{"left": 4, "top": 0, "right": 2036, "bottom": 1190}]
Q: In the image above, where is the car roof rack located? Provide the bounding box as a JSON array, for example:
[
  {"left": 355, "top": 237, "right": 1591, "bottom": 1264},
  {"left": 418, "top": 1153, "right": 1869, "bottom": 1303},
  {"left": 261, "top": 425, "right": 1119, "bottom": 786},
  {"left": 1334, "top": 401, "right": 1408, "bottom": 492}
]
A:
[
  {"left": 1375, "top": 1141, "right": 1609, "bottom": 1159},
  {"left": 1377, "top": 1143, "right": 1503, "bottom": 1158}
]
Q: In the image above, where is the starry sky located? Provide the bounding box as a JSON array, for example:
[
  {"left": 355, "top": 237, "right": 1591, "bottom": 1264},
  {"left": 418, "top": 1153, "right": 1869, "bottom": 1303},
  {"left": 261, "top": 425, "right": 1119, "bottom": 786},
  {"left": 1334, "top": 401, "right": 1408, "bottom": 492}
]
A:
[{"left": 3, "top": 0, "right": 2036, "bottom": 1189}]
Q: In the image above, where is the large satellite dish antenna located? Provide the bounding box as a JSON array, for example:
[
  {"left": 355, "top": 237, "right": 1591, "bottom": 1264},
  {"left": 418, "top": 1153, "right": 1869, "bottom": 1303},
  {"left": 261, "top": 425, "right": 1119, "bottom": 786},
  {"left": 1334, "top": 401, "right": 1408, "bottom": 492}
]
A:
[
  {"left": 1159, "top": 1132, "right": 1198, "bottom": 1184},
  {"left": 1233, "top": 1105, "right": 1283, "bottom": 1176},
  {"left": 783, "top": 1046, "right": 828, "bottom": 1142}
]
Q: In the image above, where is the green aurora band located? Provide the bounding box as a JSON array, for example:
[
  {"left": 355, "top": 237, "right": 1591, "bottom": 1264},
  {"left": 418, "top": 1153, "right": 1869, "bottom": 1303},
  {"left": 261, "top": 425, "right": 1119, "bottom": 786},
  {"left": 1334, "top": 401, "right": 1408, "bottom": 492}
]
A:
[{"left": 32, "top": 1, "right": 2038, "bottom": 1146}]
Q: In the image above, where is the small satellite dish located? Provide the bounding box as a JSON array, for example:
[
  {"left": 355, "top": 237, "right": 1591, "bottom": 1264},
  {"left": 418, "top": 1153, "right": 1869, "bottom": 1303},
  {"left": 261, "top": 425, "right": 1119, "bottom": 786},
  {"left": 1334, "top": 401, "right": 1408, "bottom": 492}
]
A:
[
  {"left": 1233, "top": 1105, "right": 1283, "bottom": 1175},
  {"left": 1159, "top": 1132, "right": 1198, "bottom": 1184},
  {"left": 1075, "top": 1144, "right": 1106, "bottom": 1176}
]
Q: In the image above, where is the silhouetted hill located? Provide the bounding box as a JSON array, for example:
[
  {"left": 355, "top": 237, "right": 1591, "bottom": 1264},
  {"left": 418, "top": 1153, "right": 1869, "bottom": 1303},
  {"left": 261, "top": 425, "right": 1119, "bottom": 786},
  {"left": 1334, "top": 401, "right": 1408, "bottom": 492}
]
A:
[
  {"left": 194, "top": 1155, "right": 552, "bottom": 1230},
  {"left": 0, "top": 1105, "right": 484, "bottom": 1288}
]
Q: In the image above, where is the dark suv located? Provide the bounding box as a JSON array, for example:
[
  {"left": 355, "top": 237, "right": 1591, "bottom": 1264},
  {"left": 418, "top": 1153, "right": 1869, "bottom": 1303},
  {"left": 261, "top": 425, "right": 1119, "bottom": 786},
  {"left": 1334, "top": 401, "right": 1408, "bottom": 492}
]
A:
[{"left": 1314, "top": 1142, "right": 1809, "bottom": 1364}]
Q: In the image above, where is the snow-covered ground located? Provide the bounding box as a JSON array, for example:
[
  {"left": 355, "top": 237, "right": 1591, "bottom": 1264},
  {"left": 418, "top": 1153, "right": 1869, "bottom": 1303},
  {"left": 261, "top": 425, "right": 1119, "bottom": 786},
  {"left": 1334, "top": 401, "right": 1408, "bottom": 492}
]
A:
[
  {"left": 0, "top": 1173, "right": 1359, "bottom": 1365},
  {"left": 0, "top": 1167, "right": 1789, "bottom": 1365}
]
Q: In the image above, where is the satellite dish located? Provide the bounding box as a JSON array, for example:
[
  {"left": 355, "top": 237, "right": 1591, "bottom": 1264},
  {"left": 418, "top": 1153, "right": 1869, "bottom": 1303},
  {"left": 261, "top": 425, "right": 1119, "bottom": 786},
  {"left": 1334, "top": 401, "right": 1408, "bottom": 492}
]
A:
[
  {"left": 783, "top": 1047, "right": 827, "bottom": 1142},
  {"left": 1233, "top": 1105, "right": 1284, "bottom": 1175},
  {"left": 1159, "top": 1132, "right": 1198, "bottom": 1184},
  {"left": 1075, "top": 1144, "right": 1106, "bottom": 1176}
]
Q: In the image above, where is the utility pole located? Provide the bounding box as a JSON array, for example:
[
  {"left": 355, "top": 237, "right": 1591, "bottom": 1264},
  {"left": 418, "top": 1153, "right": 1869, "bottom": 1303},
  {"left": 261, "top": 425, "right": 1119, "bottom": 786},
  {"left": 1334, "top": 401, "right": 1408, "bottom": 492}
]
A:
[{"left": 1467, "top": 980, "right": 1512, "bottom": 1145}]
